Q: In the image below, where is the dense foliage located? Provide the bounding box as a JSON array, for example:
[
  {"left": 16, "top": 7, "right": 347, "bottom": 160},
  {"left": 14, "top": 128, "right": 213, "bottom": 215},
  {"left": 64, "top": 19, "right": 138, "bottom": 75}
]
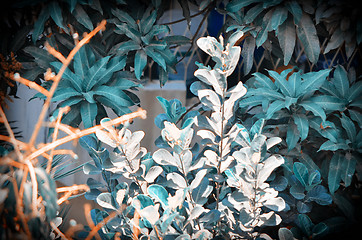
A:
[{"left": 0, "top": 0, "right": 361, "bottom": 239}]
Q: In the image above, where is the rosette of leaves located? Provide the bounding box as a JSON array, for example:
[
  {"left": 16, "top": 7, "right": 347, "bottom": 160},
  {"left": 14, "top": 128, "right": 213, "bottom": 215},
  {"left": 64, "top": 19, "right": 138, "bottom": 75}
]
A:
[
  {"left": 239, "top": 67, "right": 331, "bottom": 151},
  {"left": 35, "top": 46, "right": 140, "bottom": 128},
  {"left": 23, "top": 0, "right": 105, "bottom": 43},
  {"left": 111, "top": 6, "right": 190, "bottom": 85},
  {"left": 275, "top": 162, "right": 332, "bottom": 214},
  {"left": 226, "top": 0, "right": 322, "bottom": 70}
]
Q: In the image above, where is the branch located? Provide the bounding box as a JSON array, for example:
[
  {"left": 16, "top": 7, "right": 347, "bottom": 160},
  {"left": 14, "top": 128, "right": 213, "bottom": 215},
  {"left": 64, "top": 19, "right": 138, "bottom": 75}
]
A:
[{"left": 24, "top": 108, "right": 147, "bottom": 162}]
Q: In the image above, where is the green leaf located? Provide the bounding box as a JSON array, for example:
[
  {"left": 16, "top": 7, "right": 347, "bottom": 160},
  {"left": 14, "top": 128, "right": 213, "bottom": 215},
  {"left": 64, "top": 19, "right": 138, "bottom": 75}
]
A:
[
  {"left": 135, "top": 50, "right": 147, "bottom": 80},
  {"left": 73, "top": 4, "right": 93, "bottom": 30},
  {"left": 32, "top": 7, "right": 50, "bottom": 43},
  {"left": 49, "top": 1, "right": 66, "bottom": 31},
  {"left": 293, "top": 114, "right": 309, "bottom": 141},
  {"left": 94, "top": 86, "right": 133, "bottom": 107},
  {"left": 226, "top": 0, "right": 260, "bottom": 13},
  {"left": 296, "top": 13, "right": 320, "bottom": 64},
  {"left": 328, "top": 153, "right": 344, "bottom": 194},
  {"left": 80, "top": 102, "right": 97, "bottom": 129},
  {"left": 286, "top": 123, "right": 300, "bottom": 151},
  {"left": 147, "top": 184, "right": 169, "bottom": 209},
  {"left": 52, "top": 88, "right": 82, "bottom": 102},
  {"left": 294, "top": 162, "right": 309, "bottom": 187}
]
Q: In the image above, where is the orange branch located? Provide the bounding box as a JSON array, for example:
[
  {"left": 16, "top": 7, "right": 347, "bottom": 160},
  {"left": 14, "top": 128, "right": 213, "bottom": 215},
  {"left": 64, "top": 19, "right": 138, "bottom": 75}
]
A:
[
  {"left": 11, "top": 73, "right": 50, "bottom": 98},
  {"left": 25, "top": 108, "right": 146, "bottom": 163},
  {"left": 45, "top": 42, "right": 67, "bottom": 64}
]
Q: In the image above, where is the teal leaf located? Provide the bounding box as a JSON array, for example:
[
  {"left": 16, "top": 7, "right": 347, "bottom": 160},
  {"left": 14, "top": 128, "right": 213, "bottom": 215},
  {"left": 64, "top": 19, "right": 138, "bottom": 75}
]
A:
[
  {"left": 52, "top": 88, "right": 82, "bottom": 102},
  {"left": 97, "top": 97, "right": 131, "bottom": 116},
  {"left": 226, "top": 0, "right": 260, "bottom": 13},
  {"left": 135, "top": 50, "right": 147, "bottom": 80},
  {"left": 144, "top": 46, "right": 167, "bottom": 71},
  {"left": 80, "top": 102, "right": 97, "bottom": 129},
  {"left": 252, "top": 72, "right": 276, "bottom": 90},
  {"left": 241, "top": 36, "right": 255, "bottom": 74},
  {"left": 192, "top": 178, "right": 212, "bottom": 206},
  {"left": 266, "top": 100, "right": 285, "bottom": 119},
  {"left": 147, "top": 184, "right": 169, "bottom": 209},
  {"left": 332, "top": 65, "right": 349, "bottom": 98},
  {"left": 341, "top": 153, "right": 356, "bottom": 187},
  {"left": 243, "top": 3, "right": 264, "bottom": 24},
  {"left": 293, "top": 114, "right": 309, "bottom": 141},
  {"left": 300, "top": 153, "right": 320, "bottom": 173},
  {"left": 96, "top": 193, "right": 116, "bottom": 210},
  {"left": 300, "top": 69, "right": 331, "bottom": 94},
  {"left": 341, "top": 113, "right": 356, "bottom": 142},
  {"left": 267, "top": 70, "right": 293, "bottom": 97},
  {"left": 278, "top": 227, "right": 294, "bottom": 240},
  {"left": 277, "top": 17, "right": 296, "bottom": 66},
  {"left": 299, "top": 102, "right": 326, "bottom": 121},
  {"left": 310, "top": 95, "right": 346, "bottom": 111},
  {"left": 348, "top": 81, "right": 362, "bottom": 102},
  {"left": 294, "top": 162, "right": 309, "bottom": 187},
  {"left": 307, "top": 185, "right": 332, "bottom": 205},
  {"left": 286, "top": 123, "right": 300, "bottom": 151},
  {"left": 73, "top": 47, "right": 89, "bottom": 79},
  {"left": 94, "top": 55, "right": 127, "bottom": 88},
  {"left": 288, "top": 71, "right": 301, "bottom": 97},
  {"left": 32, "top": 7, "right": 49, "bottom": 43},
  {"left": 84, "top": 56, "right": 111, "bottom": 91},
  {"left": 50, "top": 62, "right": 82, "bottom": 92},
  {"left": 256, "top": 9, "right": 273, "bottom": 47},
  {"left": 94, "top": 86, "right": 133, "bottom": 107},
  {"left": 73, "top": 4, "right": 93, "bottom": 30},
  {"left": 318, "top": 140, "right": 349, "bottom": 152},
  {"left": 164, "top": 35, "right": 191, "bottom": 45},
  {"left": 250, "top": 118, "right": 265, "bottom": 140},
  {"left": 49, "top": 1, "right": 66, "bottom": 31},
  {"left": 296, "top": 13, "right": 320, "bottom": 64},
  {"left": 298, "top": 214, "right": 313, "bottom": 237},
  {"left": 140, "top": 10, "right": 157, "bottom": 35},
  {"left": 111, "top": 9, "right": 137, "bottom": 29},
  {"left": 286, "top": 0, "right": 303, "bottom": 24},
  {"left": 117, "top": 40, "right": 141, "bottom": 54},
  {"left": 270, "top": 6, "right": 288, "bottom": 31},
  {"left": 328, "top": 153, "right": 344, "bottom": 194}
]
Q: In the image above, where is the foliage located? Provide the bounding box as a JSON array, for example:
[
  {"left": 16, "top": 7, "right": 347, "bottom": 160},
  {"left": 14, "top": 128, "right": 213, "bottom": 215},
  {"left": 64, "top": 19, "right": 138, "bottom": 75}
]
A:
[{"left": 1, "top": 0, "right": 361, "bottom": 239}]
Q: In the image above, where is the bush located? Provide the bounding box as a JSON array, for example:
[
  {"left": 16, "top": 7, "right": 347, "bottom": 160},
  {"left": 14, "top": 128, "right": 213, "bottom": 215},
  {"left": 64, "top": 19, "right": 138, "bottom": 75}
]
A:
[{"left": 0, "top": 0, "right": 361, "bottom": 239}]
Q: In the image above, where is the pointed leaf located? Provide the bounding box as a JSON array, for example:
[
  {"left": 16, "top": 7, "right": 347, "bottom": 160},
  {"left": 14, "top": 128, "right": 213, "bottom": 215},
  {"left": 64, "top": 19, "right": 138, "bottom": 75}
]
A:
[
  {"left": 80, "top": 102, "right": 97, "bottom": 129},
  {"left": 293, "top": 114, "right": 309, "bottom": 141},
  {"left": 135, "top": 49, "right": 147, "bottom": 80},
  {"left": 296, "top": 13, "right": 320, "bottom": 64},
  {"left": 328, "top": 153, "right": 344, "bottom": 194}
]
